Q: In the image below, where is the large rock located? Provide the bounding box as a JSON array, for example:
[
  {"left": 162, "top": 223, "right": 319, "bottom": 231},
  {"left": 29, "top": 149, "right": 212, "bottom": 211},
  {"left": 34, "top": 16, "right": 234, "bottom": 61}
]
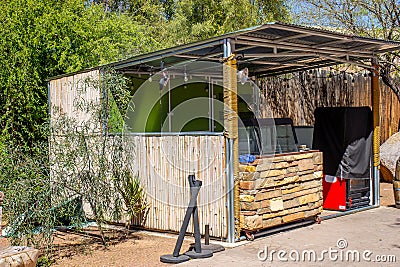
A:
[
  {"left": 380, "top": 132, "right": 400, "bottom": 182},
  {"left": 0, "top": 246, "right": 39, "bottom": 267}
]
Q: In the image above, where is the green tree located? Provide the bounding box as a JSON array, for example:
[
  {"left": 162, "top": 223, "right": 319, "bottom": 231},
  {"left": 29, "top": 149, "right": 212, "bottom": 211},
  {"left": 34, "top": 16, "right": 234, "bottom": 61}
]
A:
[
  {"left": 166, "top": 0, "right": 289, "bottom": 43},
  {"left": 0, "top": 0, "right": 156, "bottom": 146}
]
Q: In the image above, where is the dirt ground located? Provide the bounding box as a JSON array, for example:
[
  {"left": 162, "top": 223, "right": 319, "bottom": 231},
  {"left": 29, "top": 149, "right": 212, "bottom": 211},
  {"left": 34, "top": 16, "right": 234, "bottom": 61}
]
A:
[
  {"left": 51, "top": 229, "right": 192, "bottom": 267},
  {"left": 0, "top": 237, "right": 9, "bottom": 248},
  {"left": 0, "top": 182, "right": 397, "bottom": 266},
  {"left": 0, "top": 227, "right": 192, "bottom": 266}
]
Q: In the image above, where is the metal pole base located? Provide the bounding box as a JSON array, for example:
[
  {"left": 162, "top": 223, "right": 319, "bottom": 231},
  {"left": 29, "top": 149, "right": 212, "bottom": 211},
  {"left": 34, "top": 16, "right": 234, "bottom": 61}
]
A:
[
  {"left": 189, "top": 243, "right": 225, "bottom": 253},
  {"left": 185, "top": 249, "right": 213, "bottom": 259},
  {"left": 160, "top": 254, "right": 190, "bottom": 264}
]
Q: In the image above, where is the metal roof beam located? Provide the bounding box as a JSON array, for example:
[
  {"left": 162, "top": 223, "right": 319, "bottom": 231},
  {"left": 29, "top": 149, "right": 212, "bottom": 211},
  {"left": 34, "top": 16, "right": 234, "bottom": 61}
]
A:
[
  {"left": 277, "top": 57, "right": 321, "bottom": 66},
  {"left": 240, "top": 52, "right": 317, "bottom": 58},
  {"left": 238, "top": 46, "right": 373, "bottom": 69},
  {"left": 314, "top": 40, "right": 379, "bottom": 52},
  {"left": 347, "top": 42, "right": 381, "bottom": 51},
  {"left": 174, "top": 54, "right": 221, "bottom": 61},
  {"left": 375, "top": 46, "right": 400, "bottom": 53},
  {"left": 318, "top": 54, "right": 372, "bottom": 69},
  {"left": 269, "top": 23, "right": 393, "bottom": 46},
  {"left": 312, "top": 39, "right": 348, "bottom": 48},
  {"left": 172, "top": 42, "right": 372, "bottom": 72},
  {"left": 238, "top": 56, "right": 314, "bottom": 68},
  {"left": 233, "top": 45, "right": 259, "bottom": 53},
  {"left": 113, "top": 39, "right": 224, "bottom": 70},
  {"left": 236, "top": 37, "right": 374, "bottom": 58},
  {"left": 256, "top": 61, "right": 337, "bottom": 77},
  {"left": 272, "top": 33, "right": 311, "bottom": 42},
  {"left": 174, "top": 45, "right": 257, "bottom": 61},
  {"left": 244, "top": 60, "right": 281, "bottom": 66},
  {"left": 262, "top": 64, "right": 337, "bottom": 77},
  {"left": 254, "top": 53, "right": 372, "bottom": 75}
]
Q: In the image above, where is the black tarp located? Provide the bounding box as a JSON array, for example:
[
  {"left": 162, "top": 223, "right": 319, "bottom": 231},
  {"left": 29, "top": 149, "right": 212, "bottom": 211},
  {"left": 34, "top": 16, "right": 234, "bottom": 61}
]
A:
[{"left": 312, "top": 107, "right": 373, "bottom": 179}]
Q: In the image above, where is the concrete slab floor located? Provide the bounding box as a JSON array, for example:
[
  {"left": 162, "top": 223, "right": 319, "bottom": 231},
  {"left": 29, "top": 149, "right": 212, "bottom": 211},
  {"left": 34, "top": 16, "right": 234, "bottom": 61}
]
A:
[{"left": 180, "top": 206, "right": 400, "bottom": 266}]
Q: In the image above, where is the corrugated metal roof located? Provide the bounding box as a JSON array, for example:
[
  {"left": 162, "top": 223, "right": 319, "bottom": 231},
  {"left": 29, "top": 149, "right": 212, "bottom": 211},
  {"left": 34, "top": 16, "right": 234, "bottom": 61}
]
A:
[{"left": 48, "top": 22, "right": 400, "bottom": 80}]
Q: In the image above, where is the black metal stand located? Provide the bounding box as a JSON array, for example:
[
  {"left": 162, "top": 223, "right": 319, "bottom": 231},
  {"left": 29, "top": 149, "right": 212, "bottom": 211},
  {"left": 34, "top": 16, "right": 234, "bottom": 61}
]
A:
[
  {"left": 160, "top": 175, "right": 213, "bottom": 264},
  {"left": 189, "top": 224, "right": 225, "bottom": 253}
]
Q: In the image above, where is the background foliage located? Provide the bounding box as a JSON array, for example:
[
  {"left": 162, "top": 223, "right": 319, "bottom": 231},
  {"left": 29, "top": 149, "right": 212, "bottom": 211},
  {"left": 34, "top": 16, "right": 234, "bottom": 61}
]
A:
[
  {"left": 0, "top": 0, "right": 156, "bottom": 146},
  {"left": 0, "top": 0, "right": 289, "bottom": 146}
]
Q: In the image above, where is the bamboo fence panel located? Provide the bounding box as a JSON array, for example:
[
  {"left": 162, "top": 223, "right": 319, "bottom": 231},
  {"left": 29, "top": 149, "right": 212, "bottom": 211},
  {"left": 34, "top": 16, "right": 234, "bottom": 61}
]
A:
[
  {"left": 49, "top": 70, "right": 101, "bottom": 127},
  {"left": 130, "top": 135, "right": 227, "bottom": 238},
  {"left": 48, "top": 70, "right": 102, "bottom": 213}
]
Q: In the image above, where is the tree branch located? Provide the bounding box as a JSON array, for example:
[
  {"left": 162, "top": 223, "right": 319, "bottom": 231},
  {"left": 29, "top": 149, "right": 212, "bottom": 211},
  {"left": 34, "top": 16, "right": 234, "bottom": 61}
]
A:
[{"left": 380, "top": 64, "right": 400, "bottom": 103}]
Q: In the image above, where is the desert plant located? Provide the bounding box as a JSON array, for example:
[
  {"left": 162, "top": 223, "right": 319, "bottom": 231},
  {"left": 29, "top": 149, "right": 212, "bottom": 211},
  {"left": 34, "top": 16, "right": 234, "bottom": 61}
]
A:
[
  {"left": 115, "top": 170, "right": 147, "bottom": 231},
  {"left": 49, "top": 69, "right": 145, "bottom": 244}
]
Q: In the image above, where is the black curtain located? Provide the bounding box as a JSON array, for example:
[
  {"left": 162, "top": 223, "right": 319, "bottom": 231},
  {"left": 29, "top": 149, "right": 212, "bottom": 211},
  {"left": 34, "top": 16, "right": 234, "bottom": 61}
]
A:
[{"left": 312, "top": 107, "right": 373, "bottom": 179}]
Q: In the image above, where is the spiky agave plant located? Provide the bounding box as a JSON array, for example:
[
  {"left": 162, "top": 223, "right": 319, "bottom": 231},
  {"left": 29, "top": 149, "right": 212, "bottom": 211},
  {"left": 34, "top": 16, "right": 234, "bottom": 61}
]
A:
[{"left": 117, "top": 171, "right": 147, "bottom": 231}]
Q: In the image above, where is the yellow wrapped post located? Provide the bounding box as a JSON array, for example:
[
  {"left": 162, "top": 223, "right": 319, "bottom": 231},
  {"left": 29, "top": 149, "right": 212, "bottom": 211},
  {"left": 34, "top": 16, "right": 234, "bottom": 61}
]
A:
[
  {"left": 223, "top": 51, "right": 240, "bottom": 239},
  {"left": 371, "top": 58, "right": 380, "bottom": 205}
]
